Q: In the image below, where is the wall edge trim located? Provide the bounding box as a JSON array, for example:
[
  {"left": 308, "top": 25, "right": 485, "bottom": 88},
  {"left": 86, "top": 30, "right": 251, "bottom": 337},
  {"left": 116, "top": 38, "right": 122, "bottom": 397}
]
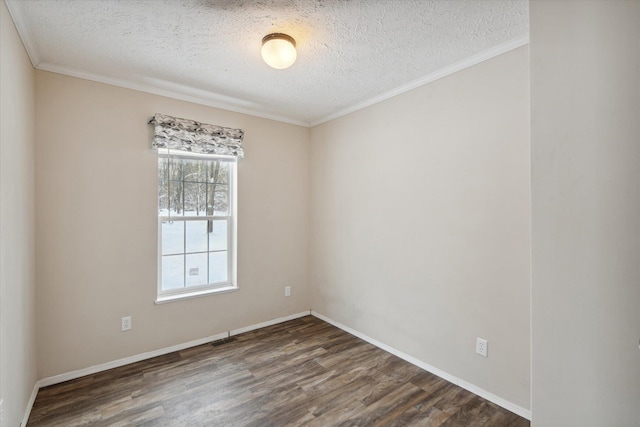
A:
[
  {"left": 3, "top": 0, "right": 41, "bottom": 67},
  {"left": 310, "top": 310, "right": 531, "bottom": 420}
]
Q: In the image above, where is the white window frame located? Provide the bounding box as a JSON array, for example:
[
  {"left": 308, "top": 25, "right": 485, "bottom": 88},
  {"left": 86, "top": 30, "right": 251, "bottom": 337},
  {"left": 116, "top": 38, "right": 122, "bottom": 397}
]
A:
[{"left": 155, "top": 151, "right": 238, "bottom": 303}]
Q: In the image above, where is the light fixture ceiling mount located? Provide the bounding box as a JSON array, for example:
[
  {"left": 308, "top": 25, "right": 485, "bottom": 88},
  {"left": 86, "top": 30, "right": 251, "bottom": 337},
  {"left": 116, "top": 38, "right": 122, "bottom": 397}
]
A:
[{"left": 261, "top": 33, "right": 297, "bottom": 70}]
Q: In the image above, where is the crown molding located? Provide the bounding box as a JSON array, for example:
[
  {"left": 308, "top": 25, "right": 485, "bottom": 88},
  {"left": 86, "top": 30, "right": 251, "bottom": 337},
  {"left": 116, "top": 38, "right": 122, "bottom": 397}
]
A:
[
  {"left": 4, "top": 0, "right": 41, "bottom": 67},
  {"left": 36, "top": 62, "right": 310, "bottom": 127},
  {"left": 309, "top": 34, "right": 530, "bottom": 127}
]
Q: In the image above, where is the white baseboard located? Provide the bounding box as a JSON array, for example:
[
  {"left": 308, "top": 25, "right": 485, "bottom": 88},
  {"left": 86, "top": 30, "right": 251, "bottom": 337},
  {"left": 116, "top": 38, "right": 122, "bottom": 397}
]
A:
[
  {"left": 310, "top": 311, "right": 531, "bottom": 421},
  {"left": 230, "top": 310, "right": 311, "bottom": 336},
  {"left": 21, "top": 382, "right": 39, "bottom": 427},
  {"left": 28, "top": 311, "right": 530, "bottom": 422},
  {"left": 38, "top": 310, "right": 311, "bottom": 388},
  {"left": 38, "top": 330, "right": 227, "bottom": 388}
]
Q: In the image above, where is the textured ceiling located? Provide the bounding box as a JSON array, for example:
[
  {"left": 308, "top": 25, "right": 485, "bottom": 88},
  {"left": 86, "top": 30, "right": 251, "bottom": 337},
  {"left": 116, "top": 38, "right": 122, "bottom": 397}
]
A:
[{"left": 6, "top": 0, "right": 528, "bottom": 126}]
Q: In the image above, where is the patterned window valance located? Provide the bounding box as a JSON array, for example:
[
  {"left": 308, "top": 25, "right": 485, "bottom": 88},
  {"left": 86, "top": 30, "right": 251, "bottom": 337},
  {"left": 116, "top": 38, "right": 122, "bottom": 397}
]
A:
[{"left": 149, "top": 113, "right": 244, "bottom": 158}]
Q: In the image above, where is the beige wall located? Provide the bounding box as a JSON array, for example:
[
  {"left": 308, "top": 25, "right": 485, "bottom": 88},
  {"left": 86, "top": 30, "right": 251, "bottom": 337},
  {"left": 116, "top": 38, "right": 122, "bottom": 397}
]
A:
[
  {"left": 0, "top": 1, "right": 37, "bottom": 424},
  {"left": 35, "top": 71, "right": 311, "bottom": 378},
  {"left": 530, "top": 1, "right": 640, "bottom": 425},
  {"left": 310, "top": 47, "right": 531, "bottom": 410}
]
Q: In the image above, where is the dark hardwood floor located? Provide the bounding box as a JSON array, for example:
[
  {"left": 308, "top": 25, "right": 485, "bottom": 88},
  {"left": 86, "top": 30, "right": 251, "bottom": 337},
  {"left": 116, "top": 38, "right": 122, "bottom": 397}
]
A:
[{"left": 28, "top": 316, "right": 529, "bottom": 426}]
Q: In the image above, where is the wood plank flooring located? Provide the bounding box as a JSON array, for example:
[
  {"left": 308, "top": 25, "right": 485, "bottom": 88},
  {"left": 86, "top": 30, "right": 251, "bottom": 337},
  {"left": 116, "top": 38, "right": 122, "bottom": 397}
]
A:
[{"left": 28, "top": 316, "right": 529, "bottom": 426}]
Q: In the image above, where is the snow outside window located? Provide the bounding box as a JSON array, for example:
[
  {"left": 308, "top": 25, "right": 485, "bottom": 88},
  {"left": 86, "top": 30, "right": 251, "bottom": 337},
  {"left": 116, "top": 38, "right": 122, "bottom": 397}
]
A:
[{"left": 157, "top": 153, "right": 237, "bottom": 302}]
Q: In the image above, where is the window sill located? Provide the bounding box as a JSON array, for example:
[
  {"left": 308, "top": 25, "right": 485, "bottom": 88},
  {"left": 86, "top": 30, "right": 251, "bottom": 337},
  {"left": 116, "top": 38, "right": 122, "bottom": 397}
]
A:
[{"left": 155, "top": 285, "right": 239, "bottom": 304}]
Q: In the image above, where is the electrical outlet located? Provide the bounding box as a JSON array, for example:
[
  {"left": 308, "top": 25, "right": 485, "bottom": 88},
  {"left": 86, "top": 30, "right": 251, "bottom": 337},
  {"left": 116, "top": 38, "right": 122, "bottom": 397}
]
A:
[
  {"left": 284, "top": 286, "right": 291, "bottom": 297},
  {"left": 476, "top": 338, "right": 488, "bottom": 357},
  {"left": 121, "top": 316, "right": 132, "bottom": 331}
]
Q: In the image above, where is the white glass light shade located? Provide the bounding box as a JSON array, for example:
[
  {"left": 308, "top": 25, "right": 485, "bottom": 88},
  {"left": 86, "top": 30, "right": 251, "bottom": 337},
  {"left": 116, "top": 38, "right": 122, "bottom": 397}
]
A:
[{"left": 261, "top": 33, "right": 297, "bottom": 69}]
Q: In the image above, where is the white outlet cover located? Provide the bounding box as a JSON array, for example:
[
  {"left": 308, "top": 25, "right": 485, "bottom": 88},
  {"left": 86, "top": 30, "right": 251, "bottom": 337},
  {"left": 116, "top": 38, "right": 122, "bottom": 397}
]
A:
[
  {"left": 122, "top": 316, "right": 132, "bottom": 331},
  {"left": 476, "top": 338, "right": 488, "bottom": 357}
]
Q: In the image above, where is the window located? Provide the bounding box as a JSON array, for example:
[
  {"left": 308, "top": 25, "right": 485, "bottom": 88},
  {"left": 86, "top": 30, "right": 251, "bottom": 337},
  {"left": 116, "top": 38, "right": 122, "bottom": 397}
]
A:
[
  {"left": 157, "top": 152, "right": 238, "bottom": 301},
  {"left": 149, "top": 112, "right": 244, "bottom": 303}
]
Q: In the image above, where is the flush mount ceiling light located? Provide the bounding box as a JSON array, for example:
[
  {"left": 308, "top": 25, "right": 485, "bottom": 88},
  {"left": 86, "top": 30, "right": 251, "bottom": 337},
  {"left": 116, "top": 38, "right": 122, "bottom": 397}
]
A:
[{"left": 261, "top": 33, "right": 297, "bottom": 69}]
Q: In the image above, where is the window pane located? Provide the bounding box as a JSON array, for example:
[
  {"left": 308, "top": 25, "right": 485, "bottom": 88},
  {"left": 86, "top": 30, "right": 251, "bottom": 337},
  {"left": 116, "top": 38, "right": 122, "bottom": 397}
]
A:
[
  {"left": 161, "top": 221, "right": 184, "bottom": 255},
  {"left": 186, "top": 220, "right": 208, "bottom": 253},
  {"left": 186, "top": 253, "right": 208, "bottom": 287},
  {"left": 162, "top": 255, "right": 184, "bottom": 290},
  {"left": 208, "top": 161, "right": 229, "bottom": 184},
  {"left": 159, "top": 156, "right": 184, "bottom": 182},
  {"left": 159, "top": 181, "right": 183, "bottom": 216},
  {"left": 169, "top": 156, "right": 184, "bottom": 180},
  {"left": 158, "top": 157, "right": 168, "bottom": 179},
  {"left": 209, "top": 251, "right": 228, "bottom": 284},
  {"left": 158, "top": 176, "right": 169, "bottom": 213},
  {"left": 208, "top": 185, "right": 229, "bottom": 216},
  {"left": 209, "top": 220, "right": 227, "bottom": 251},
  {"left": 158, "top": 164, "right": 184, "bottom": 216},
  {"left": 183, "top": 159, "right": 208, "bottom": 183},
  {"left": 184, "top": 182, "right": 207, "bottom": 216}
]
